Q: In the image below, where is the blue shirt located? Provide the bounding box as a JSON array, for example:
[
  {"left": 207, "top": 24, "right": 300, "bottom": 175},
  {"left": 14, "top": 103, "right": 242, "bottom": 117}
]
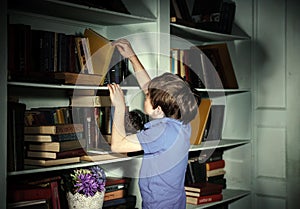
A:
[{"left": 137, "top": 117, "right": 191, "bottom": 209}]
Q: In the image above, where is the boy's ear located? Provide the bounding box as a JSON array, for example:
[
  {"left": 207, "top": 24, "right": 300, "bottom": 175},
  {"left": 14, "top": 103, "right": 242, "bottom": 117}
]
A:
[{"left": 154, "top": 105, "right": 165, "bottom": 117}]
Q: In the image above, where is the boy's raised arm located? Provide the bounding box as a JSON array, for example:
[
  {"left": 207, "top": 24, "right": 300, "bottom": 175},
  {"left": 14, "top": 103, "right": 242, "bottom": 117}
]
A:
[{"left": 112, "top": 39, "right": 151, "bottom": 93}]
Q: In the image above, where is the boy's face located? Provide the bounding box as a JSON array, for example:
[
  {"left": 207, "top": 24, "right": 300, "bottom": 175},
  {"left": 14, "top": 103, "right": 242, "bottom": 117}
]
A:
[
  {"left": 144, "top": 92, "right": 164, "bottom": 119},
  {"left": 144, "top": 92, "right": 154, "bottom": 116}
]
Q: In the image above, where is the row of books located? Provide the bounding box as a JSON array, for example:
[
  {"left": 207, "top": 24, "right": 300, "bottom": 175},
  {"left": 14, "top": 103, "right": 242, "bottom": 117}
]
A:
[
  {"left": 190, "top": 98, "right": 225, "bottom": 145},
  {"left": 170, "top": 0, "right": 236, "bottom": 34},
  {"left": 185, "top": 150, "right": 226, "bottom": 205},
  {"left": 8, "top": 24, "right": 138, "bottom": 86},
  {"left": 170, "top": 43, "right": 238, "bottom": 89},
  {"left": 9, "top": 98, "right": 146, "bottom": 170},
  {"left": 7, "top": 175, "right": 136, "bottom": 209}
]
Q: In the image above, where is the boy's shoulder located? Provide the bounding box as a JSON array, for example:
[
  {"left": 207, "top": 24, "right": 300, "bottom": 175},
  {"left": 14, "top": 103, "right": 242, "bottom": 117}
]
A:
[{"left": 144, "top": 117, "right": 181, "bottom": 128}]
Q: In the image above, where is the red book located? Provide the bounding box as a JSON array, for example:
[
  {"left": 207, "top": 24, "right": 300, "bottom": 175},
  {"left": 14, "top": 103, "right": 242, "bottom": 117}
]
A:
[
  {"left": 186, "top": 193, "right": 223, "bottom": 205},
  {"left": 8, "top": 181, "right": 61, "bottom": 209},
  {"left": 185, "top": 182, "right": 223, "bottom": 195},
  {"left": 206, "top": 159, "right": 225, "bottom": 171},
  {"left": 105, "top": 177, "right": 129, "bottom": 186}
]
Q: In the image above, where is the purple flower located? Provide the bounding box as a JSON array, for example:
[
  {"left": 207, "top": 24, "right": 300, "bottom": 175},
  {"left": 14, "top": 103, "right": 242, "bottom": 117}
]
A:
[{"left": 66, "top": 166, "right": 106, "bottom": 197}]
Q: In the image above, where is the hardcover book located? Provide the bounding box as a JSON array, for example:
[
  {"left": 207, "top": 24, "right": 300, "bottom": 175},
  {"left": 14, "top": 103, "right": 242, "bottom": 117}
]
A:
[
  {"left": 186, "top": 193, "right": 223, "bottom": 205},
  {"left": 190, "top": 98, "right": 212, "bottom": 145},
  {"left": 197, "top": 43, "right": 238, "bottom": 89},
  {"left": 206, "top": 159, "right": 225, "bottom": 171},
  {"left": 185, "top": 182, "right": 223, "bottom": 194},
  {"left": 24, "top": 156, "right": 80, "bottom": 167},
  {"left": 28, "top": 139, "right": 86, "bottom": 152},
  {"left": 24, "top": 132, "right": 83, "bottom": 142},
  {"left": 203, "top": 105, "right": 225, "bottom": 141},
  {"left": 7, "top": 102, "right": 26, "bottom": 171},
  {"left": 84, "top": 28, "right": 115, "bottom": 85},
  {"left": 70, "top": 96, "right": 111, "bottom": 107},
  {"left": 27, "top": 148, "right": 86, "bottom": 159},
  {"left": 104, "top": 189, "right": 125, "bottom": 201},
  {"left": 24, "top": 124, "right": 83, "bottom": 135},
  {"left": 80, "top": 153, "right": 125, "bottom": 162}
]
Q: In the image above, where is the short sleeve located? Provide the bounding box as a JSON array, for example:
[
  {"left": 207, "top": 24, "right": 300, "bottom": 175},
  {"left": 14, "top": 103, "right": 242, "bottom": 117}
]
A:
[{"left": 137, "top": 120, "right": 167, "bottom": 154}]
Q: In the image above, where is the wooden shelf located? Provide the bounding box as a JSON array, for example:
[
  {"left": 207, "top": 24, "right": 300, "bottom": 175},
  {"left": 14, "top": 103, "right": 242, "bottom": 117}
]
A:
[
  {"left": 8, "top": 81, "right": 140, "bottom": 90},
  {"left": 8, "top": 0, "right": 156, "bottom": 25},
  {"left": 171, "top": 23, "right": 250, "bottom": 42},
  {"left": 189, "top": 139, "right": 249, "bottom": 152},
  {"left": 186, "top": 189, "right": 250, "bottom": 209},
  {"left": 8, "top": 155, "right": 135, "bottom": 176}
]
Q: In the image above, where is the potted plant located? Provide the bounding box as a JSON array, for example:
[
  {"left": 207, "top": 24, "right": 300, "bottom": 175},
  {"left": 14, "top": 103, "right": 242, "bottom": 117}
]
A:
[{"left": 63, "top": 165, "right": 106, "bottom": 209}]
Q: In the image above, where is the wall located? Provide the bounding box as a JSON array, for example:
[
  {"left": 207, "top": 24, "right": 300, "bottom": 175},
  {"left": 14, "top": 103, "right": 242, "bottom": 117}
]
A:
[
  {"left": 253, "top": 0, "right": 300, "bottom": 208},
  {"left": 0, "top": 0, "right": 7, "bottom": 208}
]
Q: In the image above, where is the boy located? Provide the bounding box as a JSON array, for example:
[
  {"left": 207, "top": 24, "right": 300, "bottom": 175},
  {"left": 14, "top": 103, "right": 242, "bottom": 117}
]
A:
[{"left": 108, "top": 39, "right": 198, "bottom": 209}]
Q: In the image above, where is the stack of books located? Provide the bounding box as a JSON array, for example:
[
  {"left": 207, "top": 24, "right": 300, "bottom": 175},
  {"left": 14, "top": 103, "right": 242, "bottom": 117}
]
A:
[
  {"left": 24, "top": 107, "right": 86, "bottom": 167},
  {"left": 7, "top": 176, "right": 61, "bottom": 209},
  {"left": 103, "top": 177, "right": 136, "bottom": 209},
  {"left": 185, "top": 150, "right": 227, "bottom": 205},
  {"left": 206, "top": 151, "right": 227, "bottom": 189},
  {"left": 185, "top": 182, "right": 223, "bottom": 205}
]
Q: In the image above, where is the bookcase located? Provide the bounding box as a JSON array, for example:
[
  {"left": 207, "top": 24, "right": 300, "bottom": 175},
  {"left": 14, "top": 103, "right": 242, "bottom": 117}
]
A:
[
  {"left": 169, "top": 0, "right": 253, "bottom": 208},
  {"left": 1, "top": 0, "right": 252, "bottom": 208}
]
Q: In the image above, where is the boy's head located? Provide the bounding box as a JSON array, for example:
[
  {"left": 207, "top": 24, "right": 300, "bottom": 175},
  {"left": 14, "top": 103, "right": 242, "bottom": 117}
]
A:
[{"left": 147, "top": 73, "right": 199, "bottom": 124}]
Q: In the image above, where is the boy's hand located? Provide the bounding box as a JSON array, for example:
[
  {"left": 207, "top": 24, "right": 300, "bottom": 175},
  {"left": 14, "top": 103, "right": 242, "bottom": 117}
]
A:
[
  {"left": 112, "top": 39, "right": 135, "bottom": 59},
  {"left": 108, "top": 83, "right": 125, "bottom": 108}
]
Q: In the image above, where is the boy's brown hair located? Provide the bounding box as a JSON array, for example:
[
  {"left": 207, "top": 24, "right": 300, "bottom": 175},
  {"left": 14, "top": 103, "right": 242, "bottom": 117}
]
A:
[{"left": 148, "top": 73, "right": 199, "bottom": 124}]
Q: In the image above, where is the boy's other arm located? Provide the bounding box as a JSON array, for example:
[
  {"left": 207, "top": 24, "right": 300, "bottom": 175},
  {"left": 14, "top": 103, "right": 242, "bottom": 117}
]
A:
[{"left": 108, "top": 83, "right": 142, "bottom": 153}]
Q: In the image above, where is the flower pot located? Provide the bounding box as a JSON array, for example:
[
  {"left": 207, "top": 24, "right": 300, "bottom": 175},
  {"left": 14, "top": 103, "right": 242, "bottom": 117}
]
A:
[{"left": 66, "top": 190, "right": 105, "bottom": 209}]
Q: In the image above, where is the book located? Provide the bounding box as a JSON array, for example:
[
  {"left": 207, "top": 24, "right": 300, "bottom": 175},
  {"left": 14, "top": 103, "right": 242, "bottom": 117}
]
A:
[
  {"left": 28, "top": 139, "right": 86, "bottom": 152},
  {"left": 24, "top": 132, "right": 83, "bottom": 142},
  {"left": 24, "top": 156, "right": 80, "bottom": 166},
  {"left": 206, "top": 160, "right": 225, "bottom": 171},
  {"left": 186, "top": 193, "right": 223, "bottom": 205},
  {"left": 24, "top": 124, "right": 83, "bottom": 135},
  {"left": 74, "top": 36, "right": 87, "bottom": 72},
  {"left": 7, "top": 102, "right": 26, "bottom": 171},
  {"left": 191, "top": 0, "right": 235, "bottom": 34},
  {"left": 8, "top": 186, "right": 51, "bottom": 202},
  {"left": 84, "top": 28, "right": 115, "bottom": 85},
  {"left": 186, "top": 47, "right": 205, "bottom": 88},
  {"left": 7, "top": 199, "right": 49, "bottom": 209},
  {"left": 185, "top": 182, "right": 223, "bottom": 194},
  {"left": 104, "top": 189, "right": 125, "bottom": 201},
  {"left": 102, "top": 195, "right": 136, "bottom": 209},
  {"left": 198, "top": 43, "right": 238, "bottom": 89},
  {"left": 80, "top": 153, "right": 125, "bottom": 162},
  {"left": 70, "top": 96, "right": 111, "bottom": 107},
  {"left": 206, "top": 168, "right": 226, "bottom": 178},
  {"left": 203, "top": 105, "right": 225, "bottom": 141},
  {"left": 8, "top": 24, "right": 31, "bottom": 79},
  {"left": 190, "top": 98, "right": 212, "bottom": 145},
  {"left": 8, "top": 180, "right": 61, "bottom": 209},
  {"left": 106, "top": 177, "right": 130, "bottom": 186},
  {"left": 27, "top": 148, "right": 86, "bottom": 159},
  {"left": 53, "top": 72, "right": 103, "bottom": 85},
  {"left": 81, "top": 37, "right": 94, "bottom": 74},
  {"left": 185, "top": 158, "right": 206, "bottom": 184},
  {"left": 105, "top": 183, "right": 126, "bottom": 192}
]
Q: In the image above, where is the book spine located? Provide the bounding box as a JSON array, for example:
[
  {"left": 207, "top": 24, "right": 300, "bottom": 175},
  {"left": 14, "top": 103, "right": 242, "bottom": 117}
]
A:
[
  {"left": 50, "top": 181, "right": 61, "bottom": 209},
  {"left": 8, "top": 187, "right": 52, "bottom": 202},
  {"left": 206, "top": 159, "right": 225, "bottom": 170},
  {"left": 197, "top": 194, "right": 223, "bottom": 204},
  {"left": 55, "top": 148, "right": 86, "bottom": 159},
  {"left": 104, "top": 189, "right": 125, "bottom": 201}
]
